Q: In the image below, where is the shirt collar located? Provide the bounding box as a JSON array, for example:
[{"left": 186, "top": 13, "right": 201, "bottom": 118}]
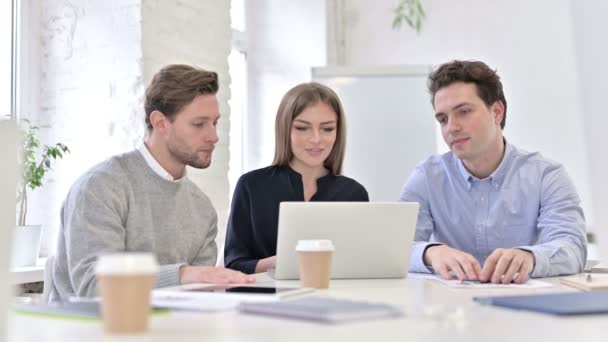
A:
[
  {"left": 455, "top": 138, "right": 513, "bottom": 191},
  {"left": 487, "top": 139, "right": 514, "bottom": 188},
  {"left": 456, "top": 157, "right": 474, "bottom": 191},
  {"left": 138, "top": 143, "right": 185, "bottom": 183}
]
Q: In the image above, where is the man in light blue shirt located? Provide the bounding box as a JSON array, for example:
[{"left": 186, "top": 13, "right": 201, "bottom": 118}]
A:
[{"left": 401, "top": 60, "right": 586, "bottom": 284}]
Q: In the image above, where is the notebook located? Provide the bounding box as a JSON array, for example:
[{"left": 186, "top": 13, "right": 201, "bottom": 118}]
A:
[
  {"left": 238, "top": 296, "right": 403, "bottom": 323},
  {"left": 474, "top": 291, "right": 608, "bottom": 315},
  {"left": 13, "top": 301, "right": 101, "bottom": 319},
  {"left": 13, "top": 301, "right": 169, "bottom": 320}
]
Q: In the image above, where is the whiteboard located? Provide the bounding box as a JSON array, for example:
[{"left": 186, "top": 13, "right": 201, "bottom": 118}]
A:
[{"left": 312, "top": 66, "right": 437, "bottom": 201}]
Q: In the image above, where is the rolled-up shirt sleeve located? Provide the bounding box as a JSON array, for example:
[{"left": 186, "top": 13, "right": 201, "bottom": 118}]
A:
[{"left": 400, "top": 165, "right": 442, "bottom": 273}]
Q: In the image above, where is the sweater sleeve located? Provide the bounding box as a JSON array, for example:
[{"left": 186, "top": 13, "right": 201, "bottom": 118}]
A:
[
  {"left": 224, "top": 176, "right": 259, "bottom": 274},
  {"left": 159, "top": 188, "right": 219, "bottom": 287},
  {"left": 189, "top": 204, "right": 219, "bottom": 267},
  {"left": 156, "top": 264, "right": 185, "bottom": 288},
  {"left": 61, "top": 171, "right": 129, "bottom": 298}
]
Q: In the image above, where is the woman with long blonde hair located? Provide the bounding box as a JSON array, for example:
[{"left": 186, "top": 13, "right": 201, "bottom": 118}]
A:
[{"left": 224, "top": 83, "right": 369, "bottom": 274}]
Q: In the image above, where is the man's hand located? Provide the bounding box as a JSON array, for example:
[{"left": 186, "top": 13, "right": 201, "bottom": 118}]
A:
[
  {"left": 179, "top": 266, "right": 255, "bottom": 284},
  {"left": 424, "top": 245, "right": 482, "bottom": 281},
  {"left": 480, "top": 248, "right": 535, "bottom": 284},
  {"left": 255, "top": 256, "right": 277, "bottom": 273}
]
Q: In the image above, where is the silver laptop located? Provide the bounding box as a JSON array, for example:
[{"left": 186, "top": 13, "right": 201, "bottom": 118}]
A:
[{"left": 273, "top": 202, "right": 419, "bottom": 280}]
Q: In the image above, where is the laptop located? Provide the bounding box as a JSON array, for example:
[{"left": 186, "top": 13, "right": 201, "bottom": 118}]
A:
[{"left": 272, "top": 202, "right": 419, "bottom": 280}]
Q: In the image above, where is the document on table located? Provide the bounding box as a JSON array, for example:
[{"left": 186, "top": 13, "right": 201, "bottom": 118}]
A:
[
  {"left": 151, "top": 292, "right": 239, "bottom": 312},
  {"left": 418, "top": 274, "right": 553, "bottom": 288},
  {"left": 151, "top": 284, "right": 313, "bottom": 312}
]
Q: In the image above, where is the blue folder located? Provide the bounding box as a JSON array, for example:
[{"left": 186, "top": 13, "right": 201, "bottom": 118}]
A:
[{"left": 474, "top": 291, "right": 608, "bottom": 315}]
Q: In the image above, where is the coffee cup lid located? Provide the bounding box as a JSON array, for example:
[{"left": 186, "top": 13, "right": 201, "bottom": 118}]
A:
[
  {"left": 96, "top": 253, "right": 159, "bottom": 275},
  {"left": 295, "top": 240, "right": 334, "bottom": 252}
]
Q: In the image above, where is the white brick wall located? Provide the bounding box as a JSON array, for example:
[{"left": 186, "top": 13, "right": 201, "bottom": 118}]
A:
[
  {"left": 26, "top": 0, "right": 232, "bottom": 258},
  {"left": 141, "top": 0, "right": 233, "bottom": 255},
  {"left": 245, "top": 0, "right": 326, "bottom": 171},
  {"left": 32, "top": 0, "right": 144, "bottom": 256}
]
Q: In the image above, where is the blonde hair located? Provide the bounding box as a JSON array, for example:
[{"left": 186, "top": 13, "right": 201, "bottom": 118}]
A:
[{"left": 272, "top": 83, "right": 346, "bottom": 175}]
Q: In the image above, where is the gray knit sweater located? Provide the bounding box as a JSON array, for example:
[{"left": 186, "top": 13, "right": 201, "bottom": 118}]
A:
[{"left": 50, "top": 150, "right": 218, "bottom": 301}]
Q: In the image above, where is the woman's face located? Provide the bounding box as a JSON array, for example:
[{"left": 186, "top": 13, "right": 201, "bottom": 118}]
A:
[{"left": 289, "top": 102, "right": 338, "bottom": 172}]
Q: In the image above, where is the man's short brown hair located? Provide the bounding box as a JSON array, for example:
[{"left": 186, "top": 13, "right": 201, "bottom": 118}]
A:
[
  {"left": 428, "top": 60, "right": 507, "bottom": 129},
  {"left": 144, "top": 64, "right": 219, "bottom": 131}
]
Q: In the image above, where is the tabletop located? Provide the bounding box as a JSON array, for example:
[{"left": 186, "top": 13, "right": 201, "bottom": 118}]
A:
[{"left": 7, "top": 273, "right": 608, "bottom": 342}]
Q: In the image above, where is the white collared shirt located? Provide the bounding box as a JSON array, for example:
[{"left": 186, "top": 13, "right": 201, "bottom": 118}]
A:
[{"left": 137, "top": 143, "right": 185, "bottom": 183}]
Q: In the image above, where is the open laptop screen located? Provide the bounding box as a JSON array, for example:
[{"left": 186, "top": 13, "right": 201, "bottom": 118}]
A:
[{"left": 273, "top": 202, "right": 419, "bottom": 280}]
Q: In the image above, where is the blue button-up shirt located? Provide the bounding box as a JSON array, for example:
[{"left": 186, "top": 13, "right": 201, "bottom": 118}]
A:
[{"left": 401, "top": 142, "right": 586, "bottom": 278}]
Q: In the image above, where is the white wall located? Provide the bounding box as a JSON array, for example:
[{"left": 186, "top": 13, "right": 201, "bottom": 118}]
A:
[
  {"left": 571, "top": 1, "right": 608, "bottom": 256},
  {"left": 31, "top": 0, "right": 144, "bottom": 256},
  {"left": 338, "top": 0, "right": 594, "bottom": 225},
  {"left": 141, "top": 0, "right": 233, "bottom": 252},
  {"left": 20, "top": 0, "right": 608, "bottom": 260},
  {"left": 245, "top": 0, "right": 327, "bottom": 171},
  {"left": 24, "top": 0, "right": 233, "bottom": 257}
]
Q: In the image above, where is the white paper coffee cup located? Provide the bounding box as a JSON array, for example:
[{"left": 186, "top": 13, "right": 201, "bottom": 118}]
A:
[
  {"left": 295, "top": 240, "right": 335, "bottom": 252},
  {"left": 296, "top": 240, "right": 334, "bottom": 289},
  {"left": 96, "top": 253, "right": 159, "bottom": 275},
  {"left": 96, "top": 253, "right": 158, "bottom": 334}
]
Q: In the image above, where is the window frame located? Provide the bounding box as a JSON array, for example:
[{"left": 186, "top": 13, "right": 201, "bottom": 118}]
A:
[
  {"left": 10, "top": 0, "right": 18, "bottom": 120},
  {"left": 228, "top": 0, "right": 249, "bottom": 199}
]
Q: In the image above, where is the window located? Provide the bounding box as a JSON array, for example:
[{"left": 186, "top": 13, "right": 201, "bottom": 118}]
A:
[
  {"left": 228, "top": 0, "right": 247, "bottom": 197},
  {"left": 0, "top": 0, "right": 15, "bottom": 120}
]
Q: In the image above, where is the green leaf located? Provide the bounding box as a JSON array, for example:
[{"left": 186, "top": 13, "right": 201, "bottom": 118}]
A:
[
  {"left": 16, "top": 118, "right": 71, "bottom": 220},
  {"left": 404, "top": 16, "right": 414, "bottom": 28},
  {"left": 392, "top": 16, "right": 402, "bottom": 29},
  {"left": 416, "top": 0, "right": 425, "bottom": 17},
  {"left": 392, "top": 0, "right": 426, "bottom": 34}
]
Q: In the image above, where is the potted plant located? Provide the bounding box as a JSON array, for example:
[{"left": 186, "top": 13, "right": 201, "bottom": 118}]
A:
[{"left": 12, "top": 119, "right": 69, "bottom": 268}]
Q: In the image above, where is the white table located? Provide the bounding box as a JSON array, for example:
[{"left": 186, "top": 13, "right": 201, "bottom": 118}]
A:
[
  {"left": 10, "top": 258, "right": 46, "bottom": 285},
  {"left": 8, "top": 274, "right": 608, "bottom": 342}
]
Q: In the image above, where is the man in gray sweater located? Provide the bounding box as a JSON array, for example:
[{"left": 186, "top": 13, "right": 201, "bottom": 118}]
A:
[{"left": 50, "top": 64, "right": 254, "bottom": 301}]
